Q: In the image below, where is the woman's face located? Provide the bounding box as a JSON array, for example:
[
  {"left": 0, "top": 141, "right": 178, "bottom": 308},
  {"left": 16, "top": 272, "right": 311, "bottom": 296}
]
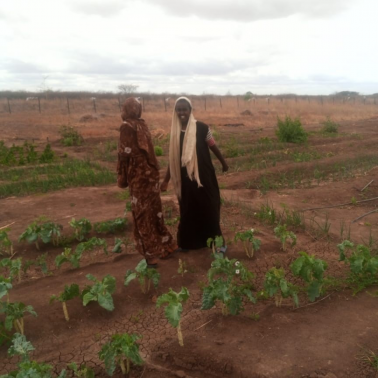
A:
[{"left": 175, "top": 101, "right": 191, "bottom": 126}]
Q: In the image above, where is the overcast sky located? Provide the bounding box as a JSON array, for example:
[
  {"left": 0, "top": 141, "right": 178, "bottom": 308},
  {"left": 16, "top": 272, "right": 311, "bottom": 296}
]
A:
[{"left": 1, "top": 0, "right": 377, "bottom": 95}]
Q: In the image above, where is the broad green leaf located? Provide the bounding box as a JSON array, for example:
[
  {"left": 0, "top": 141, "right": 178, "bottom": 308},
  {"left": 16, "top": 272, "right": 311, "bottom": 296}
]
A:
[
  {"left": 201, "top": 286, "right": 215, "bottom": 310},
  {"left": 124, "top": 271, "right": 137, "bottom": 286},
  {"left": 98, "top": 292, "right": 114, "bottom": 312},
  {"left": 164, "top": 302, "right": 182, "bottom": 328},
  {"left": 307, "top": 281, "right": 322, "bottom": 302},
  {"left": 82, "top": 292, "right": 97, "bottom": 306}
]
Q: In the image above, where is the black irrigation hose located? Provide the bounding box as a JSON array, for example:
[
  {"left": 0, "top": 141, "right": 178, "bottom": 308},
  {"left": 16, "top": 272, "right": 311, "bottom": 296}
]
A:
[
  {"left": 352, "top": 209, "right": 378, "bottom": 223},
  {"left": 301, "top": 196, "right": 378, "bottom": 212}
]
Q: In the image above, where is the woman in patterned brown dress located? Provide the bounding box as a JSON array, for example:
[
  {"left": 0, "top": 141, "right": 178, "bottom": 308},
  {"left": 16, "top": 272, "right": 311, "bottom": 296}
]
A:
[{"left": 117, "top": 97, "right": 177, "bottom": 267}]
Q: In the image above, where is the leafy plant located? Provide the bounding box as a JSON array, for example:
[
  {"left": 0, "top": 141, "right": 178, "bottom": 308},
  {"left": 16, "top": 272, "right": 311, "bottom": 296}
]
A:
[
  {"left": 76, "top": 237, "right": 108, "bottom": 257},
  {"left": 19, "top": 221, "right": 62, "bottom": 250},
  {"left": 276, "top": 116, "right": 308, "bottom": 143},
  {"left": 69, "top": 218, "right": 92, "bottom": 241},
  {"left": 0, "top": 229, "right": 13, "bottom": 256},
  {"left": 274, "top": 224, "right": 297, "bottom": 251},
  {"left": 50, "top": 284, "right": 80, "bottom": 321},
  {"left": 39, "top": 144, "right": 55, "bottom": 163},
  {"left": 67, "top": 363, "right": 95, "bottom": 378},
  {"left": 0, "top": 302, "right": 37, "bottom": 335},
  {"left": 98, "top": 333, "right": 143, "bottom": 376},
  {"left": 201, "top": 256, "right": 256, "bottom": 316},
  {"left": 154, "top": 146, "right": 163, "bottom": 156},
  {"left": 338, "top": 240, "right": 378, "bottom": 293},
  {"left": 82, "top": 274, "right": 116, "bottom": 311},
  {"left": 55, "top": 248, "right": 83, "bottom": 269},
  {"left": 112, "top": 237, "right": 130, "bottom": 253},
  {"left": 93, "top": 218, "right": 127, "bottom": 234},
  {"left": 206, "top": 235, "right": 224, "bottom": 255},
  {"left": 124, "top": 259, "right": 160, "bottom": 294},
  {"left": 290, "top": 251, "right": 328, "bottom": 302},
  {"left": 234, "top": 229, "right": 261, "bottom": 258},
  {"left": 263, "top": 267, "right": 298, "bottom": 307},
  {"left": 24, "top": 253, "right": 49, "bottom": 276},
  {"left": 322, "top": 117, "right": 339, "bottom": 133},
  {"left": 7, "top": 333, "right": 35, "bottom": 361},
  {"left": 59, "top": 125, "right": 83, "bottom": 146},
  {"left": 156, "top": 287, "right": 189, "bottom": 347},
  {"left": 1, "top": 258, "right": 22, "bottom": 283},
  {"left": 0, "top": 276, "right": 12, "bottom": 302}
]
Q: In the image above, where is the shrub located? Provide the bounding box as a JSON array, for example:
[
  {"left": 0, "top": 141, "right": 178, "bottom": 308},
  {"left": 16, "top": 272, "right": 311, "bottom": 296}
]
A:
[
  {"left": 59, "top": 125, "right": 83, "bottom": 146},
  {"left": 322, "top": 117, "right": 339, "bottom": 133},
  {"left": 276, "top": 116, "right": 307, "bottom": 143},
  {"left": 154, "top": 146, "right": 163, "bottom": 156}
]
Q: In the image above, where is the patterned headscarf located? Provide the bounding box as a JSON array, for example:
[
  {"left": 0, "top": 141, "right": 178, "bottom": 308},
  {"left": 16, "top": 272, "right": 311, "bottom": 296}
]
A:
[
  {"left": 120, "top": 97, "right": 158, "bottom": 169},
  {"left": 169, "top": 97, "right": 202, "bottom": 199}
]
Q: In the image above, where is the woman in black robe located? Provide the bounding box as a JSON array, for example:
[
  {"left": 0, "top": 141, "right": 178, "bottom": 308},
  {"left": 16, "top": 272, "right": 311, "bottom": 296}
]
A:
[{"left": 161, "top": 97, "right": 228, "bottom": 251}]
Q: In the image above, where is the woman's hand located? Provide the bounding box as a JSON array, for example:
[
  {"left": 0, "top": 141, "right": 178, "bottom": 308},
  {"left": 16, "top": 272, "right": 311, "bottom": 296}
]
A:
[
  {"left": 222, "top": 163, "right": 229, "bottom": 173},
  {"left": 160, "top": 181, "right": 168, "bottom": 192}
]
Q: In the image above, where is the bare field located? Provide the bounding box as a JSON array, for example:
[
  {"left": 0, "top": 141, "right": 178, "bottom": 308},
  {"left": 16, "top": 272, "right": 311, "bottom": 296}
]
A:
[{"left": 1, "top": 98, "right": 378, "bottom": 378}]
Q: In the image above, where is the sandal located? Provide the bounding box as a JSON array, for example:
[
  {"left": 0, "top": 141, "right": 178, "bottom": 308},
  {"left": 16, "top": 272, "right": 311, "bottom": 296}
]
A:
[
  {"left": 174, "top": 247, "right": 190, "bottom": 253},
  {"left": 216, "top": 246, "right": 228, "bottom": 255}
]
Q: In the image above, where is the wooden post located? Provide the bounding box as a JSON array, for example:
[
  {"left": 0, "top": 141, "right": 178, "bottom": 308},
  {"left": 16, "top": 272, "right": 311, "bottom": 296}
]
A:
[
  {"left": 7, "top": 98, "right": 11, "bottom": 114},
  {"left": 93, "top": 98, "right": 97, "bottom": 113},
  {"left": 118, "top": 97, "right": 122, "bottom": 112},
  {"left": 66, "top": 98, "right": 70, "bottom": 115},
  {"left": 38, "top": 97, "right": 41, "bottom": 113},
  {"left": 164, "top": 98, "right": 167, "bottom": 112},
  {"left": 204, "top": 97, "right": 207, "bottom": 111},
  {"left": 219, "top": 97, "right": 222, "bottom": 108}
]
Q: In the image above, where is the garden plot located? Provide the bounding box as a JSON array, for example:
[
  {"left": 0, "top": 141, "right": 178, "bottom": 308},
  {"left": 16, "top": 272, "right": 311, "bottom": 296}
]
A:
[{"left": 0, "top": 110, "right": 378, "bottom": 378}]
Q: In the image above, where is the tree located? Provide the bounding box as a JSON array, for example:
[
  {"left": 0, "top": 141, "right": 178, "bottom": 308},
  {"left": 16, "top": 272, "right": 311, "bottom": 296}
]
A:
[{"left": 117, "top": 84, "right": 138, "bottom": 94}]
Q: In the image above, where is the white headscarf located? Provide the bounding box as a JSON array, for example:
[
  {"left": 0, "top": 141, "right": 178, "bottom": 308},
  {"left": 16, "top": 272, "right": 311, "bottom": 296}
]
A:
[{"left": 169, "top": 97, "right": 202, "bottom": 199}]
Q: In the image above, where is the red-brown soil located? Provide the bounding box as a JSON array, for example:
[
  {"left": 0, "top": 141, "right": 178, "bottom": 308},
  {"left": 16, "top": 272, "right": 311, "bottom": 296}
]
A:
[{"left": 1, "top": 107, "right": 378, "bottom": 378}]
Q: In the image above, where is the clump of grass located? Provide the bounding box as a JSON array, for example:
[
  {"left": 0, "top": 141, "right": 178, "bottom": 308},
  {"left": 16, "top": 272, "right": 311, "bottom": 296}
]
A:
[
  {"left": 154, "top": 146, "right": 163, "bottom": 156},
  {"left": 276, "top": 116, "right": 308, "bottom": 143},
  {"left": 322, "top": 117, "right": 339, "bottom": 133},
  {"left": 59, "top": 125, "right": 83, "bottom": 146}
]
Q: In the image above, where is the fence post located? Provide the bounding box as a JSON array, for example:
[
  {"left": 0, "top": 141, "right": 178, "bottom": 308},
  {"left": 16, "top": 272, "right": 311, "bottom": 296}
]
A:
[
  {"left": 66, "top": 98, "right": 70, "bottom": 115},
  {"left": 93, "top": 98, "right": 97, "bottom": 113},
  {"left": 7, "top": 98, "right": 11, "bottom": 114},
  {"left": 118, "top": 97, "right": 122, "bottom": 112},
  {"left": 219, "top": 97, "right": 222, "bottom": 108},
  {"left": 38, "top": 97, "right": 41, "bottom": 113}
]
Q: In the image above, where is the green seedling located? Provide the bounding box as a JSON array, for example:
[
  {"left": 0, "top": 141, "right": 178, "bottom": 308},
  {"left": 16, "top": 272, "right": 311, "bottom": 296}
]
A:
[
  {"left": 263, "top": 267, "right": 299, "bottom": 307},
  {"left": 206, "top": 235, "right": 224, "bottom": 255},
  {"left": 156, "top": 287, "right": 189, "bottom": 347},
  {"left": 201, "top": 257, "right": 256, "bottom": 316},
  {"left": 274, "top": 224, "right": 297, "bottom": 251},
  {"left": 338, "top": 240, "right": 378, "bottom": 293},
  {"left": 178, "top": 259, "right": 187, "bottom": 277},
  {"left": 76, "top": 237, "right": 108, "bottom": 257},
  {"left": 0, "top": 229, "right": 13, "bottom": 256},
  {"left": 290, "top": 251, "right": 328, "bottom": 302},
  {"left": 165, "top": 217, "right": 180, "bottom": 226},
  {"left": 67, "top": 362, "right": 95, "bottom": 378},
  {"left": 69, "top": 218, "right": 92, "bottom": 241},
  {"left": 24, "top": 253, "right": 49, "bottom": 276},
  {"left": 93, "top": 218, "right": 127, "bottom": 234},
  {"left": 112, "top": 237, "right": 130, "bottom": 253},
  {"left": 55, "top": 248, "right": 83, "bottom": 269},
  {"left": 50, "top": 284, "right": 80, "bottom": 321},
  {"left": 124, "top": 259, "right": 160, "bottom": 294},
  {"left": 98, "top": 333, "right": 143, "bottom": 376},
  {"left": 19, "top": 221, "right": 62, "bottom": 250},
  {"left": 0, "top": 276, "right": 12, "bottom": 302},
  {"left": 1, "top": 258, "right": 22, "bottom": 283},
  {"left": 0, "top": 302, "right": 37, "bottom": 335},
  {"left": 234, "top": 229, "right": 261, "bottom": 258},
  {"left": 82, "top": 274, "right": 116, "bottom": 311}
]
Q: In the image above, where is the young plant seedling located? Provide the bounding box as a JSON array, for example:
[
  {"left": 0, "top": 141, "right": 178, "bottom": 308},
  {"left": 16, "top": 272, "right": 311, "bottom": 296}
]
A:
[
  {"left": 69, "top": 218, "right": 92, "bottom": 241},
  {"left": 50, "top": 284, "right": 80, "bottom": 321},
  {"left": 24, "top": 253, "right": 50, "bottom": 276},
  {"left": 98, "top": 333, "right": 143, "bottom": 376},
  {"left": 19, "top": 221, "right": 62, "bottom": 250},
  {"left": 290, "top": 251, "right": 328, "bottom": 302},
  {"left": 0, "top": 228, "right": 13, "bottom": 256},
  {"left": 178, "top": 259, "right": 188, "bottom": 277},
  {"left": 67, "top": 362, "right": 95, "bottom": 378},
  {"left": 82, "top": 274, "right": 116, "bottom": 311},
  {"left": 124, "top": 259, "right": 160, "bottom": 294},
  {"left": 274, "top": 224, "right": 297, "bottom": 251},
  {"left": 202, "top": 257, "right": 256, "bottom": 316},
  {"left": 93, "top": 218, "right": 127, "bottom": 234},
  {"left": 112, "top": 237, "right": 130, "bottom": 253},
  {"left": 156, "top": 287, "right": 189, "bottom": 347},
  {"left": 76, "top": 237, "right": 108, "bottom": 258},
  {"left": 0, "top": 275, "right": 12, "bottom": 302},
  {"left": 55, "top": 248, "right": 83, "bottom": 269},
  {"left": 207, "top": 235, "right": 224, "bottom": 255},
  {"left": 1, "top": 258, "right": 22, "bottom": 283},
  {"left": 263, "top": 267, "right": 298, "bottom": 307},
  {"left": 234, "top": 229, "right": 261, "bottom": 258},
  {"left": 0, "top": 302, "right": 37, "bottom": 335}
]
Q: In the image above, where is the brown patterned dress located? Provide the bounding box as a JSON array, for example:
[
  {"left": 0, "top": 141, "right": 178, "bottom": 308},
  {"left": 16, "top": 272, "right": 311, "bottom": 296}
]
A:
[{"left": 117, "top": 98, "right": 176, "bottom": 265}]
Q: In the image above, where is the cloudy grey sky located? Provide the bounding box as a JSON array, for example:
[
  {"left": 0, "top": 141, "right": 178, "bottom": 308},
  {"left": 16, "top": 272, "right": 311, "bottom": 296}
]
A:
[{"left": 0, "top": 0, "right": 377, "bottom": 95}]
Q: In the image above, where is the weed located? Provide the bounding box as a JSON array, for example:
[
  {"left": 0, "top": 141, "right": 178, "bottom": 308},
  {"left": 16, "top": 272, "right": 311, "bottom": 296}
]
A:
[
  {"left": 154, "top": 146, "right": 163, "bottom": 156},
  {"left": 322, "top": 117, "right": 339, "bottom": 133},
  {"left": 276, "top": 116, "right": 308, "bottom": 143},
  {"left": 59, "top": 125, "right": 83, "bottom": 146},
  {"left": 234, "top": 229, "right": 261, "bottom": 258}
]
